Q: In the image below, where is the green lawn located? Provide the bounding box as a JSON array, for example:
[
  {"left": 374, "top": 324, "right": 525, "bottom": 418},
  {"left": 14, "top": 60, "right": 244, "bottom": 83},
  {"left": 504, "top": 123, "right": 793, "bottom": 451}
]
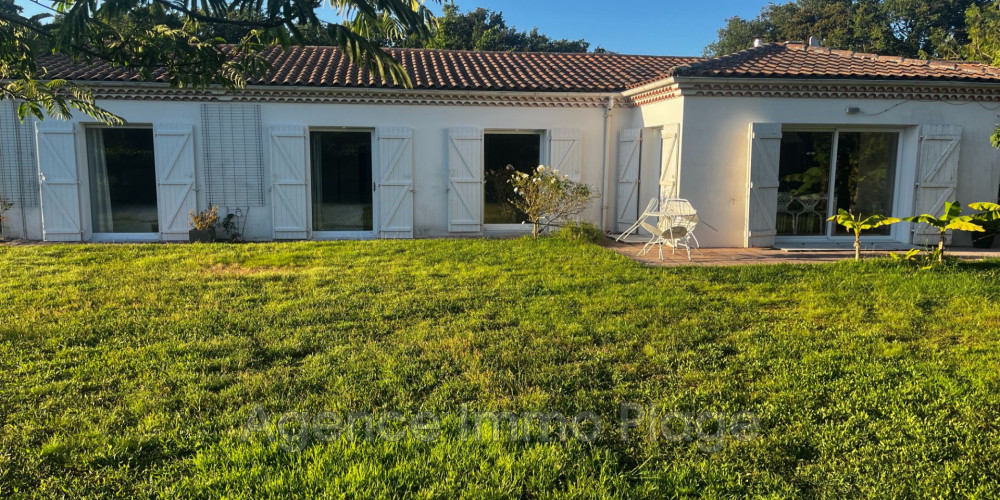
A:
[{"left": 2, "top": 240, "right": 999, "bottom": 498}]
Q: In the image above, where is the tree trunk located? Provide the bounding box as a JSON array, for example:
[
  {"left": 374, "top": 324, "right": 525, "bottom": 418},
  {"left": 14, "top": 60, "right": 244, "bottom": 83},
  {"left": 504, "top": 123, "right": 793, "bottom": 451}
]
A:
[
  {"left": 938, "top": 232, "right": 946, "bottom": 262},
  {"left": 854, "top": 233, "right": 862, "bottom": 261}
]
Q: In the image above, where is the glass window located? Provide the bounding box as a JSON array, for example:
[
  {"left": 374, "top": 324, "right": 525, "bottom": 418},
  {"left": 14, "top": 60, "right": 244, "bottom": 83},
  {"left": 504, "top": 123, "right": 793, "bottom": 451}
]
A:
[
  {"left": 310, "top": 131, "right": 373, "bottom": 232},
  {"left": 778, "top": 132, "right": 833, "bottom": 236},
  {"left": 833, "top": 132, "right": 899, "bottom": 236},
  {"left": 777, "top": 130, "right": 899, "bottom": 238},
  {"left": 87, "top": 128, "right": 159, "bottom": 233},
  {"left": 484, "top": 133, "right": 541, "bottom": 224}
]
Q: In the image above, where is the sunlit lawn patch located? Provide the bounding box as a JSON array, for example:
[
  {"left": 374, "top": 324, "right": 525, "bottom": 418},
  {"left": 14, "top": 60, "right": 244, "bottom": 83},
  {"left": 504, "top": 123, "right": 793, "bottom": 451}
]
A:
[{"left": 1, "top": 240, "right": 999, "bottom": 498}]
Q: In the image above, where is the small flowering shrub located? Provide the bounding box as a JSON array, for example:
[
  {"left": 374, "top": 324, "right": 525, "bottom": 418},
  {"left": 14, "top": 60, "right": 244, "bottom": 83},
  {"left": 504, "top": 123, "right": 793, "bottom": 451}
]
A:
[
  {"left": 0, "top": 198, "right": 12, "bottom": 236},
  {"left": 510, "top": 165, "right": 597, "bottom": 238},
  {"left": 189, "top": 205, "right": 220, "bottom": 231}
]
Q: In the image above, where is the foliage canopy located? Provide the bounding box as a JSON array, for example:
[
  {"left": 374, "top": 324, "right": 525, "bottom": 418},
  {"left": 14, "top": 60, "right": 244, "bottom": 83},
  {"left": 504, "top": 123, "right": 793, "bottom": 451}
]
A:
[{"left": 0, "top": 0, "right": 440, "bottom": 123}]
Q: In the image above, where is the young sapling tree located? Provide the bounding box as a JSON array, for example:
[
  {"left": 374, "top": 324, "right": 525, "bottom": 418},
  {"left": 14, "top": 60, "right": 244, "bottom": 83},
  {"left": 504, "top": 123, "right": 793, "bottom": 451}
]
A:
[
  {"left": 827, "top": 209, "right": 900, "bottom": 260},
  {"left": 903, "top": 201, "right": 984, "bottom": 262}
]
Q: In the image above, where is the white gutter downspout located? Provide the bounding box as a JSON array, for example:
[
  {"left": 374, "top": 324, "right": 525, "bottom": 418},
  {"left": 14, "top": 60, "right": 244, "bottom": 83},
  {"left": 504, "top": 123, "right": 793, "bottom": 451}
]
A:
[{"left": 600, "top": 95, "right": 615, "bottom": 232}]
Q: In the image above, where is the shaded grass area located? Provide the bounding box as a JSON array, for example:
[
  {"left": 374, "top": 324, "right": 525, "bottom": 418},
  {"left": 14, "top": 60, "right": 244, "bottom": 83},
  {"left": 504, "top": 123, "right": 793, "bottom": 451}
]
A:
[{"left": 1, "top": 239, "right": 1000, "bottom": 498}]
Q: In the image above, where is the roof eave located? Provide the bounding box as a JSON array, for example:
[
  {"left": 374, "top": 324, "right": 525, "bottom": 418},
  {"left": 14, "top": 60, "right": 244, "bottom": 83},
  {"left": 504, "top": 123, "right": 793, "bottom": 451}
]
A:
[
  {"left": 42, "top": 80, "right": 627, "bottom": 97},
  {"left": 672, "top": 75, "right": 1000, "bottom": 90}
]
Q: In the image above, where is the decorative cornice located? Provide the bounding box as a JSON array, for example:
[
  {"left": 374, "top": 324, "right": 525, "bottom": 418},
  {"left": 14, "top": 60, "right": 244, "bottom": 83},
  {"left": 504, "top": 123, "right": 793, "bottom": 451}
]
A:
[
  {"left": 680, "top": 80, "right": 1000, "bottom": 101},
  {"left": 622, "top": 83, "right": 682, "bottom": 107},
  {"left": 88, "top": 85, "right": 617, "bottom": 108},
  {"left": 83, "top": 78, "right": 1000, "bottom": 109}
]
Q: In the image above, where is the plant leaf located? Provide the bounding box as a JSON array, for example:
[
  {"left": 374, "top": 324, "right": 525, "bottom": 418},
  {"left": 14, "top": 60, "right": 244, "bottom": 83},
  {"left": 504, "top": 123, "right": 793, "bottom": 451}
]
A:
[
  {"left": 970, "top": 202, "right": 1000, "bottom": 212},
  {"left": 945, "top": 220, "right": 985, "bottom": 232},
  {"left": 943, "top": 201, "right": 963, "bottom": 220},
  {"left": 903, "top": 215, "right": 945, "bottom": 228}
]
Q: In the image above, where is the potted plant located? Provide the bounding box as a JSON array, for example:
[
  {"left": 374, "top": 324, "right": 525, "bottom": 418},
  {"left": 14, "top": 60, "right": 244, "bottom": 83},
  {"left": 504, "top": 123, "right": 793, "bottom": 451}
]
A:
[
  {"left": 220, "top": 210, "right": 247, "bottom": 243},
  {"left": 970, "top": 201, "right": 1000, "bottom": 249},
  {"left": 189, "top": 205, "right": 219, "bottom": 243}
]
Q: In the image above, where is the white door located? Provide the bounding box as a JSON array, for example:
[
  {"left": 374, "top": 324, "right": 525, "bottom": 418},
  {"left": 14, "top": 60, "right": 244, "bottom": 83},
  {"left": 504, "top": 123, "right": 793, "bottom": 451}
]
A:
[
  {"left": 659, "top": 124, "right": 681, "bottom": 202},
  {"left": 549, "top": 128, "right": 582, "bottom": 181},
  {"left": 153, "top": 124, "right": 197, "bottom": 241},
  {"left": 269, "top": 125, "right": 309, "bottom": 240},
  {"left": 376, "top": 127, "right": 414, "bottom": 239},
  {"left": 913, "top": 125, "right": 962, "bottom": 246},
  {"left": 448, "top": 127, "right": 483, "bottom": 233},
  {"left": 745, "top": 123, "right": 782, "bottom": 248},
  {"left": 616, "top": 128, "right": 642, "bottom": 232},
  {"left": 36, "top": 121, "right": 82, "bottom": 242}
]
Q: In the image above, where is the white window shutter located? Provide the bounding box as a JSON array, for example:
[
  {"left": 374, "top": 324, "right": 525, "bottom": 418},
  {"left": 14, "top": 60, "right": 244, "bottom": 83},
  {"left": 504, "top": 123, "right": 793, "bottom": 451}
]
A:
[
  {"left": 616, "top": 128, "right": 642, "bottom": 232},
  {"left": 913, "top": 125, "right": 962, "bottom": 246},
  {"left": 745, "top": 123, "right": 782, "bottom": 248},
  {"left": 0, "top": 101, "right": 40, "bottom": 210},
  {"left": 269, "top": 125, "right": 309, "bottom": 240},
  {"left": 35, "top": 121, "right": 82, "bottom": 241},
  {"left": 549, "top": 128, "right": 582, "bottom": 181},
  {"left": 447, "top": 127, "right": 483, "bottom": 233},
  {"left": 659, "top": 123, "right": 680, "bottom": 203},
  {"left": 377, "top": 127, "right": 414, "bottom": 239},
  {"left": 153, "top": 124, "right": 197, "bottom": 240}
]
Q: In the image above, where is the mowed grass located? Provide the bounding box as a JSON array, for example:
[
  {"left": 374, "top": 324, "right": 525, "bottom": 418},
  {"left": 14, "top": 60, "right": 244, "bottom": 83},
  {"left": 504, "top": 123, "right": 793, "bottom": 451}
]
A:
[{"left": 1, "top": 239, "right": 1000, "bottom": 498}]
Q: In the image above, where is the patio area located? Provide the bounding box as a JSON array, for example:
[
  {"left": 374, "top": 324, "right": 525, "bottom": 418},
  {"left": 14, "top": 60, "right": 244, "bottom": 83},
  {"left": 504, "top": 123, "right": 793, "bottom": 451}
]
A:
[{"left": 604, "top": 239, "right": 1000, "bottom": 266}]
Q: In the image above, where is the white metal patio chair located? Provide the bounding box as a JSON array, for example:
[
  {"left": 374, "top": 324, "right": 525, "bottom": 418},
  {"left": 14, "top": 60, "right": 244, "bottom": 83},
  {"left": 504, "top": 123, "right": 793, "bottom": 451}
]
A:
[
  {"left": 638, "top": 199, "right": 704, "bottom": 260},
  {"left": 795, "top": 194, "right": 826, "bottom": 235},
  {"left": 615, "top": 198, "right": 660, "bottom": 242}
]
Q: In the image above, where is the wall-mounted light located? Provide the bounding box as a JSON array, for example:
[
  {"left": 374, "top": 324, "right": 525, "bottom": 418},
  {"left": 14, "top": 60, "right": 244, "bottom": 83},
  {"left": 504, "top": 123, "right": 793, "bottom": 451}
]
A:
[{"left": 845, "top": 106, "right": 861, "bottom": 115}]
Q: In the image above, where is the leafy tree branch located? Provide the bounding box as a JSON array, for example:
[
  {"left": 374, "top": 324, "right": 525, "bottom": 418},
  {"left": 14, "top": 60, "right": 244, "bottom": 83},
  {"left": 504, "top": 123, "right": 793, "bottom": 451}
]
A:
[{"left": 1, "top": 0, "right": 441, "bottom": 124}]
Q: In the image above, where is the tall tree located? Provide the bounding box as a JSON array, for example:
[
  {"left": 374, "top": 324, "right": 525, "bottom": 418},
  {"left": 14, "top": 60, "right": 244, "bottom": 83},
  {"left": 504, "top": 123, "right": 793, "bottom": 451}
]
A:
[
  {"left": 705, "top": 0, "right": 993, "bottom": 58},
  {"left": 962, "top": 0, "right": 1000, "bottom": 65},
  {"left": 400, "top": 5, "right": 591, "bottom": 53},
  {"left": 0, "top": 0, "right": 440, "bottom": 124}
]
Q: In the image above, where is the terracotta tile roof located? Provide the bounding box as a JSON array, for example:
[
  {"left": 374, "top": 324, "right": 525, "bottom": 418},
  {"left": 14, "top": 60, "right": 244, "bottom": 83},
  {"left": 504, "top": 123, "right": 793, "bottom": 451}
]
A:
[
  {"left": 38, "top": 46, "right": 700, "bottom": 93},
  {"left": 660, "top": 42, "right": 1000, "bottom": 84},
  {"left": 38, "top": 43, "right": 1000, "bottom": 93}
]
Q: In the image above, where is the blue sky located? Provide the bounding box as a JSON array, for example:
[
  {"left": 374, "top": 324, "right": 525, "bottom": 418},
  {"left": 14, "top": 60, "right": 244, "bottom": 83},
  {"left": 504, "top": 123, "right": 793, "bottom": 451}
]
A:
[
  {"left": 419, "top": 0, "right": 765, "bottom": 56},
  {"left": 14, "top": 0, "right": 766, "bottom": 56}
]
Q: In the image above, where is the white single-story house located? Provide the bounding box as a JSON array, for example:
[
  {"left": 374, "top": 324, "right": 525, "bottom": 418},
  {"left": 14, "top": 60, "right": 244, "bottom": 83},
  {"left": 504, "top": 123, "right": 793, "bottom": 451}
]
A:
[{"left": 1, "top": 41, "right": 999, "bottom": 247}]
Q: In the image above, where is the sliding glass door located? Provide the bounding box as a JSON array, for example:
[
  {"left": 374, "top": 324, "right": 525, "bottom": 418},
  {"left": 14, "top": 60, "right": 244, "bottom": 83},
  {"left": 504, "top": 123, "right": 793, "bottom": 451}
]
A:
[
  {"left": 309, "top": 131, "right": 374, "bottom": 234},
  {"left": 777, "top": 129, "right": 900, "bottom": 239},
  {"left": 86, "top": 128, "right": 159, "bottom": 235}
]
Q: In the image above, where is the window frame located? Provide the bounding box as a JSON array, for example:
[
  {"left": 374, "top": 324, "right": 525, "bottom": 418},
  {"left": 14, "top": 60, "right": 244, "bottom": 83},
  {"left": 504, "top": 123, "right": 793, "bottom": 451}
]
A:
[
  {"left": 306, "top": 127, "right": 379, "bottom": 240},
  {"left": 775, "top": 126, "right": 907, "bottom": 245},
  {"left": 482, "top": 129, "right": 546, "bottom": 233},
  {"left": 82, "top": 124, "right": 161, "bottom": 242}
]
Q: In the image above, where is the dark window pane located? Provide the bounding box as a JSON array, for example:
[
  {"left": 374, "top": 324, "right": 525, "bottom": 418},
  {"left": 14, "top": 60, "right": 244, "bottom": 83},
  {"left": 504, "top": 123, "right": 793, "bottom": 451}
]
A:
[
  {"left": 777, "top": 131, "right": 833, "bottom": 236},
  {"left": 833, "top": 132, "right": 898, "bottom": 236},
  {"left": 310, "top": 131, "right": 373, "bottom": 232},
  {"left": 88, "top": 128, "right": 158, "bottom": 233},
  {"left": 484, "top": 133, "right": 541, "bottom": 224}
]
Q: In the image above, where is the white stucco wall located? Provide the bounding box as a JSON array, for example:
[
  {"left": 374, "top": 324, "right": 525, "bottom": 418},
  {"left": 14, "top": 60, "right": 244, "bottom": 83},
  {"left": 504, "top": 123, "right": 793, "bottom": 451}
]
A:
[
  {"left": 8, "top": 85, "right": 999, "bottom": 247},
  {"left": 677, "top": 94, "right": 1000, "bottom": 247},
  {"left": 262, "top": 102, "right": 609, "bottom": 238},
  {"left": 13, "top": 97, "right": 614, "bottom": 241},
  {"left": 604, "top": 98, "right": 685, "bottom": 234}
]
